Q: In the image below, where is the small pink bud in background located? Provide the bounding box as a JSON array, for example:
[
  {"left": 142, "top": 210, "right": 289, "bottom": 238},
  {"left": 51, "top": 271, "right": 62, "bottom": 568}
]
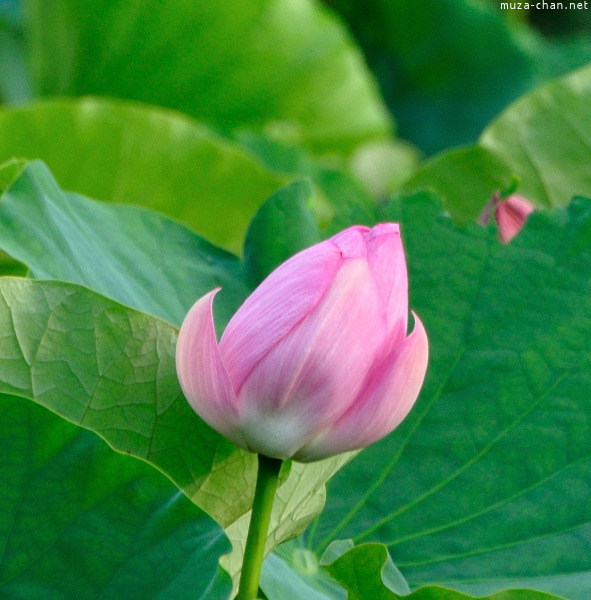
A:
[
  {"left": 478, "top": 192, "right": 535, "bottom": 243},
  {"left": 495, "top": 194, "right": 535, "bottom": 243},
  {"left": 176, "top": 224, "right": 428, "bottom": 462}
]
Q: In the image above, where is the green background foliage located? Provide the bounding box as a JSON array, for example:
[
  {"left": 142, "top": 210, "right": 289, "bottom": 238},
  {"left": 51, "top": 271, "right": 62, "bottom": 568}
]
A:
[
  {"left": 327, "top": 0, "right": 591, "bottom": 154},
  {"left": 0, "top": 99, "right": 284, "bottom": 253},
  {"left": 1, "top": 0, "right": 591, "bottom": 598},
  {"left": 24, "top": 0, "right": 391, "bottom": 156},
  {"left": 403, "top": 64, "right": 591, "bottom": 221}
]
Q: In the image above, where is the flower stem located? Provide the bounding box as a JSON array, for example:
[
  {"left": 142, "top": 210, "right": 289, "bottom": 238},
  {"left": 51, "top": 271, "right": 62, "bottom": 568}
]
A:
[{"left": 237, "top": 454, "right": 283, "bottom": 600}]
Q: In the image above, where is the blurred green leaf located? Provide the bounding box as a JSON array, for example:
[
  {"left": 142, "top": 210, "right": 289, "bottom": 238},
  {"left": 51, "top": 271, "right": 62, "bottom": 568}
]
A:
[
  {"left": 235, "top": 131, "right": 381, "bottom": 227},
  {"left": 347, "top": 139, "right": 421, "bottom": 199},
  {"left": 307, "top": 191, "right": 591, "bottom": 599},
  {"left": 26, "top": 0, "right": 392, "bottom": 155},
  {"left": 327, "top": 0, "right": 591, "bottom": 155},
  {"left": 0, "top": 159, "right": 248, "bottom": 328},
  {"left": 0, "top": 157, "right": 25, "bottom": 192},
  {"left": 243, "top": 179, "right": 321, "bottom": 287},
  {"left": 0, "top": 393, "right": 231, "bottom": 599},
  {"left": 0, "top": 2, "right": 31, "bottom": 105},
  {"left": 403, "top": 64, "right": 591, "bottom": 221},
  {"left": 325, "top": 0, "right": 536, "bottom": 154},
  {"left": 480, "top": 63, "right": 591, "bottom": 209},
  {"left": 236, "top": 128, "right": 419, "bottom": 209},
  {"left": 400, "top": 146, "right": 513, "bottom": 223},
  {"left": 0, "top": 98, "right": 284, "bottom": 252}
]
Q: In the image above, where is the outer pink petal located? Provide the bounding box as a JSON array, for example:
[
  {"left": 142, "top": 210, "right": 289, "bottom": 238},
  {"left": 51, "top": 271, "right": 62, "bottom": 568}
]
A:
[
  {"left": 175, "top": 290, "right": 246, "bottom": 448},
  {"left": 236, "top": 258, "right": 388, "bottom": 457},
  {"left": 334, "top": 224, "right": 407, "bottom": 340},
  {"left": 365, "top": 224, "right": 408, "bottom": 340},
  {"left": 330, "top": 225, "right": 371, "bottom": 258},
  {"left": 295, "top": 313, "right": 428, "bottom": 461},
  {"left": 219, "top": 239, "right": 343, "bottom": 393}
]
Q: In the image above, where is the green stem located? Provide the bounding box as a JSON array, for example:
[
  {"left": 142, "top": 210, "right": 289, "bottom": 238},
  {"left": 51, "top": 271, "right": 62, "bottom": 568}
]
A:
[{"left": 237, "top": 454, "right": 283, "bottom": 600}]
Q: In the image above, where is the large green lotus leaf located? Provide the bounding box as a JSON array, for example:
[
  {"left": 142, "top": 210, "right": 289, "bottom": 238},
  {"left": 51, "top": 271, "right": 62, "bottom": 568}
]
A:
[
  {"left": 0, "top": 165, "right": 353, "bottom": 588},
  {"left": 0, "top": 276, "right": 253, "bottom": 525},
  {"left": 0, "top": 99, "right": 284, "bottom": 253},
  {"left": 25, "top": 0, "right": 391, "bottom": 156},
  {"left": 402, "top": 64, "right": 591, "bottom": 221},
  {"left": 0, "top": 393, "right": 231, "bottom": 599},
  {"left": 0, "top": 277, "right": 350, "bottom": 591},
  {"left": 0, "top": 160, "right": 355, "bottom": 331},
  {"left": 0, "top": 159, "right": 248, "bottom": 328},
  {"left": 306, "top": 192, "right": 591, "bottom": 599}
]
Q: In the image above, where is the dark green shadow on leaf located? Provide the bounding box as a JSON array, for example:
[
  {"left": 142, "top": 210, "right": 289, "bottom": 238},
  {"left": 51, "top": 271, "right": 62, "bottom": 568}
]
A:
[{"left": 0, "top": 393, "right": 232, "bottom": 600}]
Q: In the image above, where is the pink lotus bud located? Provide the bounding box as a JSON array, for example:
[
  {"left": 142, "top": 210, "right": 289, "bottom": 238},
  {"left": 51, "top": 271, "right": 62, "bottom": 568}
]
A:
[
  {"left": 175, "top": 224, "right": 428, "bottom": 462},
  {"left": 495, "top": 194, "right": 535, "bottom": 243}
]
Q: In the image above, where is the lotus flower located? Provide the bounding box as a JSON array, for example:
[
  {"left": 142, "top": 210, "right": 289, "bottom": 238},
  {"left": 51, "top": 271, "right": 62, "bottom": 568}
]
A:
[
  {"left": 176, "top": 224, "right": 428, "bottom": 462},
  {"left": 495, "top": 194, "right": 535, "bottom": 243}
]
